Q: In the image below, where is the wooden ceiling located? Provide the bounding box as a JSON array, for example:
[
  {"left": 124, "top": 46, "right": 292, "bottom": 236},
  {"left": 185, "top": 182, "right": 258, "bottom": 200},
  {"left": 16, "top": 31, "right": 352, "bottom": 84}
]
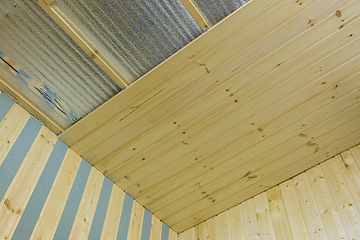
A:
[{"left": 59, "top": 0, "right": 360, "bottom": 233}]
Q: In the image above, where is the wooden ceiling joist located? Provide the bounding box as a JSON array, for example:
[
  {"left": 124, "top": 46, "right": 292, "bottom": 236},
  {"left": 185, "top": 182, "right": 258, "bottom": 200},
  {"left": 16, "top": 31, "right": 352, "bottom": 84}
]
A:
[
  {"left": 35, "top": 0, "right": 129, "bottom": 88},
  {"left": 59, "top": 0, "right": 360, "bottom": 232},
  {"left": 180, "top": 0, "right": 211, "bottom": 30}
]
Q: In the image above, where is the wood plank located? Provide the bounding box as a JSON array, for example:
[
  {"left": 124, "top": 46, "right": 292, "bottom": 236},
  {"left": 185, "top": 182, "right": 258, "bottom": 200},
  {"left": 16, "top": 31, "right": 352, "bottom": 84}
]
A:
[
  {"left": 253, "top": 192, "right": 276, "bottom": 240},
  {"left": 306, "top": 165, "right": 349, "bottom": 240},
  {"left": 30, "top": 148, "right": 82, "bottom": 240},
  {"left": 180, "top": 227, "right": 196, "bottom": 240},
  {"left": 168, "top": 116, "right": 360, "bottom": 231},
  {"left": 0, "top": 78, "right": 63, "bottom": 133},
  {"left": 280, "top": 180, "right": 310, "bottom": 240},
  {"left": 0, "top": 126, "right": 56, "bottom": 240},
  {"left": 150, "top": 215, "right": 162, "bottom": 240},
  {"left": 154, "top": 82, "right": 360, "bottom": 222},
  {"left": 349, "top": 146, "right": 360, "bottom": 168},
  {"left": 241, "top": 198, "right": 260, "bottom": 240},
  {"left": 168, "top": 229, "right": 178, "bottom": 240},
  {"left": 321, "top": 157, "right": 360, "bottom": 239},
  {"left": 112, "top": 11, "right": 360, "bottom": 194},
  {"left": 266, "top": 186, "right": 293, "bottom": 240},
  {"left": 216, "top": 211, "right": 231, "bottom": 240},
  {"left": 69, "top": 167, "right": 104, "bottom": 240},
  {"left": 35, "top": 0, "right": 128, "bottom": 88},
  {"left": 127, "top": 201, "right": 145, "bottom": 240},
  {"left": 180, "top": 0, "right": 210, "bottom": 30},
  {"left": 195, "top": 222, "right": 207, "bottom": 240},
  {"left": 76, "top": 0, "right": 355, "bottom": 164},
  {"left": 100, "top": 184, "right": 125, "bottom": 240},
  {"left": 338, "top": 150, "right": 360, "bottom": 209},
  {"left": 228, "top": 204, "right": 245, "bottom": 240},
  {"left": 0, "top": 104, "right": 30, "bottom": 166}
]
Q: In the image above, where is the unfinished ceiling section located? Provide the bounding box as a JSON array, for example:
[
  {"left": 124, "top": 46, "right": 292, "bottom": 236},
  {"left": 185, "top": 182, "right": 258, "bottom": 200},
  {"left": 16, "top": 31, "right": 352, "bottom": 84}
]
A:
[
  {"left": 0, "top": 0, "right": 121, "bottom": 130},
  {"left": 60, "top": 0, "right": 360, "bottom": 232}
]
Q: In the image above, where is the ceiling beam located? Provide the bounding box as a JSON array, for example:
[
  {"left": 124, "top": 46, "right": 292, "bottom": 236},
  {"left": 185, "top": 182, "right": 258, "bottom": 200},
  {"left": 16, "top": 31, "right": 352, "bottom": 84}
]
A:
[
  {"left": 180, "top": 0, "right": 210, "bottom": 30},
  {"left": 35, "top": 0, "right": 129, "bottom": 88}
]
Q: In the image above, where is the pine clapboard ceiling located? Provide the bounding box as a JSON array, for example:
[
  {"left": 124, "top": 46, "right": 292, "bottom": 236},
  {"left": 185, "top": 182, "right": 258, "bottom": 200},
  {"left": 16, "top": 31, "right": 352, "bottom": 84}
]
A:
[{"left": 2, "top": 0, "right": 360, "bottom": 233}]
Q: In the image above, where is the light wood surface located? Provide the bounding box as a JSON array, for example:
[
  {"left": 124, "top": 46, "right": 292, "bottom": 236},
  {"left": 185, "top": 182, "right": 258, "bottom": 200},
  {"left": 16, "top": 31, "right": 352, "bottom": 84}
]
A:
[
  {"left": 181, "top": 144, "right": 360, "bottom": 239},
  {"left": 0, "top": 104, "right": 30, "bottom": 166},
  {"left": 180, "top": 0, "right": 210, "bottom": 30},
  {"left": 0, "top": 126, "right": 56, "bottom": 240},
  {"left": 127, "top": 201, "right": 145, "bottom": 240},
  {"left": 59, "top": 0, "right": 360, "bottom": 231},
  {"left": 150, "top": 215, "right": 162, "bottom": 240}
]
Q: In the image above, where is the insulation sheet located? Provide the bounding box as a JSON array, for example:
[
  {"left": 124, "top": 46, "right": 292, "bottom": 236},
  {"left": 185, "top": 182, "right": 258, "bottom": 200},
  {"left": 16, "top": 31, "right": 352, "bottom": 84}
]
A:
[
  {"left": 0, "top": 0, "right": 121, "bottom": 129},
  {"left": 192, "top": 0, "right": 246, "bottom": 26},
  {"left": 52, "top": 0, "right": 202, "bottom": 82}
]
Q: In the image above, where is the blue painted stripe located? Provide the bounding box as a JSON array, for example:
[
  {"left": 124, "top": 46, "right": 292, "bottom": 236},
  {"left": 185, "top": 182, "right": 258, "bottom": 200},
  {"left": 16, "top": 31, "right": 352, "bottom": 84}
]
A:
[
  {"left": 161, "top": 223, "right": 169, "bottom": 240},
  {"left": 12, "top": 141, "right": 68, "bottom": 240},
  {"left": 117, "top": 193, "right": 134, "bottom": 240},
  {"left": 141, "top": 208, "right": 152, "bottom": 240},
  {"left": 0, "top": 93, "right": 14, "bottom": 122},
  {"left": 53, "top": 159, "right": 92, "bottom": 240},
  {"left": 0, "top": 117, "right": 41, "bottom": 200},
  {"left": 88, "top": 177, "right": 113, "bottom": 240}
]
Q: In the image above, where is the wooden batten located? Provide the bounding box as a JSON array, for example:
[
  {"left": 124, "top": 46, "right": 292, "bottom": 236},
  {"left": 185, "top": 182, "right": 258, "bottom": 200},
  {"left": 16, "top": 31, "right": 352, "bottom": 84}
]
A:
[{"left": 180, "top": 0, "right": 210, "bottom": 30}]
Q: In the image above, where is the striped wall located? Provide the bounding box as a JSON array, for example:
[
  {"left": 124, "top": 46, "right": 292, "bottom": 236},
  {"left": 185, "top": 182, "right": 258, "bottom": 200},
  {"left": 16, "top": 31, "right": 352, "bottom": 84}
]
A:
[
  {"left": 180, "top": 144, "right": 360, "bottom": 239},
  {"left": 0, "top": 91, "right": 177, "bottom": 240}
]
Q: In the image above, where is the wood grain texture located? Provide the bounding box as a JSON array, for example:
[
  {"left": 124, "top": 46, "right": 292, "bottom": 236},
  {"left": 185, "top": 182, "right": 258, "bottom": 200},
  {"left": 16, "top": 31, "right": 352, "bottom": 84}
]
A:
[
  {"left": 0, "top": 104, "right": 30, "bottom": 166},
  {"left": 69, "top": 168, "right": 104, "bottom": 240},
  {"left": 100, "top": 184, "right": 125, "bottom": 240},
  {"left": 0, "top": 126, "right": 56, "bottom": 239},
  {"left": 150, "top": 215, "right": 162, "bottom": 240},
  {"left": 59, "top": 0, "right": 360, "bottom": 231},
  {"left": 181, "top": 144, "right": 360, "bottom": 239},
  {"left": 127, "top": 201, "right": 145, "bottom": 240}
]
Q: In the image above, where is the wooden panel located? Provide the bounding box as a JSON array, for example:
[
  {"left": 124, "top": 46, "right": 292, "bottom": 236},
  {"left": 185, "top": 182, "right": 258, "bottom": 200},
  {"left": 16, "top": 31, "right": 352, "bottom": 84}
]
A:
[
  {"left": 127, "top": 201, "right": 145, "bottom": 240},
  {"left": 181, "top": 144, "right": 360, "bottom": 239},
  {"left": 59, "top": 0, "right": 360, "bottom": 231},
  {"left": 0, "top": 95, "right": 172, "bottom": 239},
  {"left": 150, "top": 215, "right": 162, "bottom": 240},
  {"left": 0, "top": 104, "right": 30, "bottom": 166},
  {"left": 0, "top": 126, "right": 56, "bottom": 239},
  {"left": 100, "top": 184, "right": 125, "bottom": 240}
]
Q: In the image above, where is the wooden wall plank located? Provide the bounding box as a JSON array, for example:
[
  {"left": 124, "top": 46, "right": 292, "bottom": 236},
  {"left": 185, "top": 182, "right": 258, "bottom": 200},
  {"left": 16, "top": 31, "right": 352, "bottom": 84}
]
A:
[
  {"left": 12, "top": 141, "right": 68, "bottom": 240},
  {"left": 241, "top": 198, "right": 260, "bottom": 240},
  {"left": 253, "top": 192, "right": 276, "bottom": 240},
  {"left": 280, "top": 180, "right": 310, "bottom": 240},
  {"left": 69, "top": 168, "right": 104, "bottom": 240},
  {"left": 127, "top": 201, "right": 145, "bottom": 240},
  {"left": 0, "top": 126, "right": 56, "bottom": 239},
  {"left": 228, "top": 204, "right": 245, "bottom": 240},
  {"left": 338, "top": 150, "right": 360, "bottom": 209},
  {"left": 321, "top": 158, "right": 360, "bottom": 239},
  {"left": 0, "top": 117, "right": 41, "bottom": 200},
  {"left": 216, "top": 211, "right": 230, "bottom": 240},
  {"left": 150, "top": 215, "right": 162, "bottom": 240},
  {"left": 195, "top": 222, "right": 207, "bottom": 240},
  {"left": 306, "top": 165, "right": 349, "bottom": 240},
  {"left": 30, "top": 149, "right": 82, "bottom": 240},
  {"left": 0, "top": 92, "right": 14, "bottom": 121},
  {"left": 350, "top": 146, "right": 360, "bottom": 168},
  {"left": 88, "top": 177, "right": 113, "bottom": 240},
  {"left": 117, "top": 193, "right": 134, "bottom": 240},
  {"left": 100, "top": 184, "right": 125, "bottom": 240},
  {"left": 168, "top": 228, "right": 178, "bottom": 240},
  {"left": 266, "top": 186, "right": 293, "bottom": 240},
  {"left": 52, "top": 159, "right": 92, "bottom": 240},
  {"left": 0, "top": 104, "right": 30, "bottom": 166}
]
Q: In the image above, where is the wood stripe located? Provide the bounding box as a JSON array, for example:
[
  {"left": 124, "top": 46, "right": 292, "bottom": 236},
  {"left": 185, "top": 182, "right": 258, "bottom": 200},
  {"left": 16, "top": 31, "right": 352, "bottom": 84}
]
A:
[
  {"left": 266, "top": 186, "right": 293, "bottom": 240},
  {"left": 241, "top": 198, "right": 260, "bottom": 240},
  {"left": 306, "top": 165, "right": 349, "bottom": 240},
  {"left": 0, "top": 104, "right": 30, "bottom": 167},
  {"left": 150, "top": 215, "right": 162, "bottom": 240},
  {"left": 0, "top": 117, "right": 41, "bottom": 200},
  {"left": 88, "top": 177, "right": 113, "bottom": 240},
  {"left": 216, "top": 211, "right": 230, "bottom": 240},
  {"left": 228, "top": 204, "right": 245, "bottom": 239},
  {"left": 68, "top": 168, "right": 104, "bottom": 240},
  {"left": 30, "top": 149, "right": 82, "bottom": 240},
  {"left": 0, "top": 126, "right": 56, "bottom": 239},
  {"left": 127, "top": 201, "right": 145, "bottom": 240},
  {"left": 141, "top": 208, "right": 153, "bottom": 240},
  {"left": 253, "top": 192, "right": 276, "bottom": 240},
  {"left": 52, "top": 159, "right": 92, "bottom": 240},
  {"left": 321, "top": 157, "right": 360, "bottom": 239},
  {"left": 168, "top": 229, "right": 177, "bottom": 240},
  {"left": 100, "top": 184, "right": 125, "bottom": 240},
  {"left": 180, "top": 0, "right": 210, "bottom": 30},
  {"left": 0, "top": 93, "right": 14, "bottom": 122},
  {"left": 12, "top": 141, "right": 68, "bottom": 240},
  {"left": 117, "top": 193, "right": 133, "bottom": 240}
]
